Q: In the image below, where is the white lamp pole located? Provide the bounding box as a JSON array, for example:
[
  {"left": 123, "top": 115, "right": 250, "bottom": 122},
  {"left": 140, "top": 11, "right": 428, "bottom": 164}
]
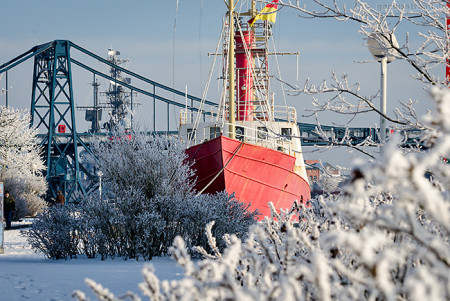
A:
[
  {"left": 97, "top": 171, "right": 103, "bottom": 200},
  {"left": 380, "top": 56, "right": 388, "bottom": 143},
  {"left": 367, "top": 32, "right": 398, "bottom": 145}
]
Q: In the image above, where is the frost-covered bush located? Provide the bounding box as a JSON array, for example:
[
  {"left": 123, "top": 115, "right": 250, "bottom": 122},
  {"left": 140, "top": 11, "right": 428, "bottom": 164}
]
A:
[
  {"left": 316, "top": 171, "right": 343, "bottom": 195},
  {"left": 172, "top": 191, "right": 259, "bottom": 254},
  {"left": 25, "top": 133, "right": 258, "bottom": 260},
  {"left": 5, "top": 175, "right": 47, "bottom": 218},
  {"left": 75, "top": 87, "right": 450, "bottom": 300},
  {"left": 76, "top": 191, "right": 123, "bottom": 260},
  {"left": 25, "top": 188, "right": 258, "bottom": 261},
  {"left": 87, "top": 133, "right": 195, "bottom": 201},
  {"left": 24, "top": 204, "right": 80, "bottom": 260},
  {"left": 0, "top": 106, "right": 47, "bottom": 218},
  {"left": 77, "top": 186, "right": 166, "bottom": 261},
  {"left": 23, "top": 187, "right": 167, "bottom": 261}
]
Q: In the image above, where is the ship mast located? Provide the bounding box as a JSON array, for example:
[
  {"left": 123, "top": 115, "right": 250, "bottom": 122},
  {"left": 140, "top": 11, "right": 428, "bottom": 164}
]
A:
[{"left": 228, "top": 0, "right": 236, "bottom": 139}]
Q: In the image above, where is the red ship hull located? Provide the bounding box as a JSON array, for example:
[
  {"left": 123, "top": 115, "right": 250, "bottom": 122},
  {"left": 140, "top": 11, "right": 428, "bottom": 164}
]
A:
[{"left": 186, "top": 135, "right": 310, "bottom": 219}]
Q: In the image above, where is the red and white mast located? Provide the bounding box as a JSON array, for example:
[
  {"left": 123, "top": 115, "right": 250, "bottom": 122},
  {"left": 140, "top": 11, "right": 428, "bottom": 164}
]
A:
[{"left": 235, "top": 30, "right": 255, "bottom": 121}]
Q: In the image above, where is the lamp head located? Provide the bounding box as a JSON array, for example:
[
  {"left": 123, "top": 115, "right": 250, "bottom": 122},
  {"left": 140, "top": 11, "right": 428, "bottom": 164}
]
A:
[{"left": 367, "top": 32, "right": 399, "bottom": 63}]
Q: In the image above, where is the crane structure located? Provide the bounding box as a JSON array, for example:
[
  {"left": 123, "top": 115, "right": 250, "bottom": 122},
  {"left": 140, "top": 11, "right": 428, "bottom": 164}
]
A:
[{"left": 0, "top": 40, "right": 424, "bottom": 203}]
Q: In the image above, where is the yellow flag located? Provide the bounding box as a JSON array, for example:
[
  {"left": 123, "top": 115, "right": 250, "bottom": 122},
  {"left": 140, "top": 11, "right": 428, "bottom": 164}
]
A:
[{"left": 248, "top": 0, "right": 279, "bottom": 27}]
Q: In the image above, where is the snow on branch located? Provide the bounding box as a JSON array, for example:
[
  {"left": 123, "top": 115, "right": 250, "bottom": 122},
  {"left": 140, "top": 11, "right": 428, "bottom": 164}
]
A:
[
  {"left": 272, "top": 1, "right": 448, "bottom": 153},
  {"left": 279, "top": 0, "right": 448, "bottom": 85}
]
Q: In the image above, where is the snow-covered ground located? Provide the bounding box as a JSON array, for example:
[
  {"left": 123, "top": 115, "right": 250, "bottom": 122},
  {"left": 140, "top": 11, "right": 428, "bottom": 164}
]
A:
[{"left": 0, "top": 220, "right": 182, "bottom": 300}]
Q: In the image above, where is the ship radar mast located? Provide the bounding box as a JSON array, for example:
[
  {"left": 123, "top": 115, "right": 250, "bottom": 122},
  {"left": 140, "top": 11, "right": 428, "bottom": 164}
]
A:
[
  {"left": 100, "top": 49, "right": 137, "bottom": 132},
  {"left": 77, "top": 49, "right": 138, "bottom": 133}
]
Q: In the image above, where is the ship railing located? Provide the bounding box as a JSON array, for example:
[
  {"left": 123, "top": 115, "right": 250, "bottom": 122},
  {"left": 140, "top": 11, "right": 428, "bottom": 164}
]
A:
[
  {"left": 250, "top": 105, "right": 297, "bottom": 123},
  {"left": 272, "top": 106, "right": 297, "bottom": 123},
  {"left": 222, "top": 122, "right": 294, "bottom": 153},
  {"left": 180, "top": 105, "right": 296, "bottom": 126},
  {"left": 184, "top": 122, "right": 295, "bottom": 154},
  {"left": 180, "top": 109, "right": 190, "bottom": 124},
  {"left": 180, "top": 108, "right": 216, "bottom": 124}
]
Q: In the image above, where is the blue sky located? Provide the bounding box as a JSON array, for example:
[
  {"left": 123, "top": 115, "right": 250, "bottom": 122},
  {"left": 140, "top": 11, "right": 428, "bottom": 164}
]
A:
[{"left": 0, "top": 0, "right": 441, "bottom": 165}]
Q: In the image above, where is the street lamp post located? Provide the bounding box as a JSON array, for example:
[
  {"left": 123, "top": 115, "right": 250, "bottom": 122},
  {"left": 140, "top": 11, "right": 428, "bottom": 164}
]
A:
[
  {"left": 5, "top": 71, "right": 8, "bottom": 107},
  {"left": 447, "top": 1, "right": 450, "bottom": 87},
  {"left": 379, "top": 55, "right": 388, "bottom": 143},
  {"left": 367, "top": 32, "right": 398, "bottom": 144},
  {"left": 97, "top": 171, "right": 103, "bottom": 200}
]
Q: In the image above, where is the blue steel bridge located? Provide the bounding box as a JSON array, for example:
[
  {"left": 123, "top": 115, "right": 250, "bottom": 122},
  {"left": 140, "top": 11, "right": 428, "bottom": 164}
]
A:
[{"left": 0, "top": 40, "right": 423, "bottom": 202}]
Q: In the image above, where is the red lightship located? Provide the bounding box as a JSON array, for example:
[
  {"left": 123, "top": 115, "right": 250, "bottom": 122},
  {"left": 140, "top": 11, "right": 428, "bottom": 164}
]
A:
[{"left": 180, "top": 0, "right": 310, "bottom": 219}]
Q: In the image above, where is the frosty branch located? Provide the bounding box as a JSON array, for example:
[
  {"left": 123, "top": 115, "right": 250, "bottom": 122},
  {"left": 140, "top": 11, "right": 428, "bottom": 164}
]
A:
[
  {"left": 279, "top": 0, "right": 447, "bottom": 85},
  {"left": 282, "top": 73, "right": 409, "bottom": 126},
  {"left": 271, "top": 0, "right": 448, "bottom": 157}
]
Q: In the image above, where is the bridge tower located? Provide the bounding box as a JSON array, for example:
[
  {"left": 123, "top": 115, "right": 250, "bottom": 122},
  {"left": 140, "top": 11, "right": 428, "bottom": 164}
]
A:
[{"left": 30, "top": 40, "right": 89, "bottom": 202}]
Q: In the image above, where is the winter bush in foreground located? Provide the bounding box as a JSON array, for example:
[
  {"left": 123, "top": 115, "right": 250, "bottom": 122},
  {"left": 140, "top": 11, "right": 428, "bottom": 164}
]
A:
[
  {"left": 23, "top": 189, "right": 257, "bottom": 261},
  {"left": 74, "top": 87, "right": 449, "bottom": 300},
  {"left": 23, "top": 134, "right": 258, "bottom": 260},
  {"left": 25, "top": 204, "right": 80, "bottom": 260}
]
